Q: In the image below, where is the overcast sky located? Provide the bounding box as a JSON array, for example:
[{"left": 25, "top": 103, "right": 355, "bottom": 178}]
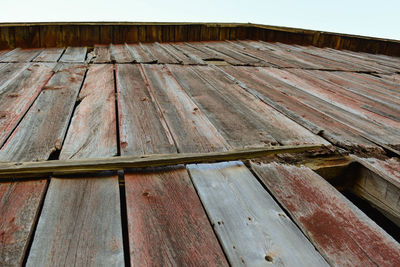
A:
[{"left": 1, "top": 0, "right": 399, "bottom": 40}]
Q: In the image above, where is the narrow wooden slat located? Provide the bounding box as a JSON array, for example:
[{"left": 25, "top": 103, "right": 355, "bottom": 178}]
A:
[
  {"left": 110, "top": 44, "right": 134, "bottom": 63},
  {"left": 0, "top": 48, "right": 42, "bottom": 62},
  {"left": 32, "top": 48, "right": 64, "bottom": 62},
  {"left": 187, "top": 161, "right": 328, "bottom": 266},
  {"left": 141, "top": 64, "right": 229, "bottom": 153},
  {"left": 156, "top": 43, "right": 200, "bottom": 64},
  {"left": 0, "top": 180, "right": 47, "bottom": 266},
  {"left": 169, "top": 43, "right": 205, "bottom": 64},
  {"left": 139, "top": 42, "right": 180, "bottom": 64},
  {"left": 251, "top": 162, "right": 400, "bottom": 266},
  {"left": 125, "top": 166, "right": 228, "bottom": 266},
  {"left": 0, "top": 63, "right": 55, "bottom": 147},
  {"left": 186, "top": 42, "right": 243, "bottom": 65},
  {"left": 204, "top": 41, "right": 262, "bottom": 65},
  {"left": 0, "top": 64, "right": 86, "bottom": 161},
  {"left": 27, "top": 63, "right": 123, "bottom": 266},
  {"left": 59, "top": 47, "right": 87, "bottom": 63},
  {"left": 92, "top": 45, "right": 111, "bottom": 63},
  {"left": 116, "top": 64, "right": 176, "bottom": 155},
  {"left": 126, "top": 43, "right": 156, "bottom": 63}
]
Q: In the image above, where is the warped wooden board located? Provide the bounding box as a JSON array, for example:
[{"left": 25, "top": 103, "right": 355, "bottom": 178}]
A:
[
  {"left": 0, "top": 63, "right": 55, "bottom": 147},
  {"left": 59, "top": 47, "right": 87, "bottom": 63},
  {"left": 169, "top": 64, "right": 329, "bottom": 146},
  {"left": 60, "top": 64, "right": 117, "bottom": 159},
  {"left": 140, "top": 42, "right": 180, "bottom": 64},
  {"left": 157, "top": 43, "right": 202, "bottom": 64},
  {"left": 0, "top": 180, "right": 47, "bottom": 266},
  {"left": 351, "top": 156, "right": 400, "bottom": 226},
  {"left": 27, "top": 64, "right": 123, "bottom": 266},
  {"left": 286, "top": 69, "right": 400, "bottom": 124},
  {"left": 251, "top": 162, "right": 400, "bottom": 266},
  {"left": 187, "top": 161, "right": 328, "bottom": 266},
  {"left": 218, "top": 65, "right": 379, "bottom": 151},
  {"left": 141, "top": 64, "right": 230, "bottom": 153},
  {"left": 169, "top": 43, "right": 205, "bottom": 64},
  {"left": 110, "top": 44, "right": 134, "bottom": 63},
  {"left": 379, "top": 73, "right": 400, "bottom": 84},
  {"left": 125, "top": 43, "right": 156, "bottom": 63},
  {"left": 0, "top": 48, "right": 42, "bottom": 62},
  {"left": 116, "top": 64, "right": 176, "bottom": 155},
  {"left": 92, "top": 45, "right": 111, "bottom": 63},
  {"left": 186, "top": 42, "right": 242, "bottom": 65},
  {"left": 125, "top": 166, "right": 228, "bottom": 266},
  {"left": 26, "top": 177, "right": 123, "bottom": 267},
  {"left": 32, "top": 48, "right": 64, "bottom": 62},
  {"left": 0, "top": 63, "right": 86, "bottom": 162},
  {"left": 204, "top": 41, "right": 263, "bottom": 65}
]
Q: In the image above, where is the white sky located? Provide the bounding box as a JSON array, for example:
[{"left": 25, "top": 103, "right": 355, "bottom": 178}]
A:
[{"left": 1, "top": 0, "right": 399, "bottom": 40}]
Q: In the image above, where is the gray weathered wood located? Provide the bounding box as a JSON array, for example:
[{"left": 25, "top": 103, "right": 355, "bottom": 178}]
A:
[
  {"left": 59, "top": 47, "right": 87, "bottom": 63},
  {"left": 187, "top": 161, "right": 328, "bottom": 266},
  {"left": 110, "top": 44, "right": 134, "bottom": 63},
  {"left": 33, "top": 48, "right": 65, "bottom": 62},
  {"left": 92, "top": 45, "right": 111, "bottom": 63},
  {"left": 0, "top": 48, "right": 42, "bottom": 62}
]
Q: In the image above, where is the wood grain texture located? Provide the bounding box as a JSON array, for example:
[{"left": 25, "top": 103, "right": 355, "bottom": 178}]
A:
[
  {"left": 139, "top": 42, "right": 179, "bottom": 64},
  {"left": 110, "top": 44, "right": 134, "bottom": 63},
  {"left": 0, "top": 63, "right": 86, "bottom": 162},
  {"left": 0, "top": 48, "right": 42, "bottom": 62},
  {"left": 126, "top": 43, "right": 156, "bottom": 63},
  {"left": 157, "top": 43, "right": 201, "bottom": 64},
  {"left": 251, "top": 162, "right": 400, "bottom": 266},
  {"left": 116, "top": 64, "right": 176, "bottom": 155},
  {"left": 59, "top": 64, "right": 117, "bottom": 159},
  {"left": 141, "top": 64, "right": 230, "bottom": 153},
  {"left": 0, "top": 180, "right": 47, "bottom": 266},
  {"left": 32, "top": 48, "right": 64, "bottom": 62},
  {"left": 169, "top": 64, "right": 329, "bottom": 146},
  {"left": 26, "top": 177, "right": 123, "bottom": 267},
  {"left": 187, "top": 161, "right": 328, "bottom": 266},
  {"left": 0, "top": 63, "right": 55, "bottom": 147},
  {"left": 59, "top": 46, "right": 87, "bottom": 63},
  {"left": 92, "top": 45, "right": 111, "bottom": 63},
  {"left": 125, "top": 166, "right": 228, "bottom": 266}
]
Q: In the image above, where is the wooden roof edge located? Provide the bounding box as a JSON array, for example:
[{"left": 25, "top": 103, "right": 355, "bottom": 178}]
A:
[{"left": 0, "top": 22, "right": 399, "bottom": 56}]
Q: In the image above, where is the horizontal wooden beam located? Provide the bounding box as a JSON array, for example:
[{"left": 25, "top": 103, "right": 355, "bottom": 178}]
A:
[
  {"left": 0, "top": 22, "right": 398, "bottom": 56},
  {"left": 0, "top": 144, "right": 323, "bottom": 179}
]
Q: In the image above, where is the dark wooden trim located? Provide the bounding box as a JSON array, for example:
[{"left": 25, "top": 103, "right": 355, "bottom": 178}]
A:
[{"left": 0, "top": 22, "right": 399, "bottom": 56}]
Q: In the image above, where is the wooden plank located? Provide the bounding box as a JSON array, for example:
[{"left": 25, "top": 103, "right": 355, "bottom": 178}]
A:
[
  {"left": 26, "top": 177, "right": 123, "bottom": 267},
  {"left": 251, "top": 162, "right": 400, "bottom": 266},
  {"left": 110, "top": 44, "right": 134, "bottom": 63},
  {"left": 0, "top": 63, "right": 55, "bottom": 147},
  {"left": 187, "top": 161, "right": 328, "bottom": 266},
  {"left": 157, "top": 43, "right": 200, "bottom": 64},
  {"left": 125, "top": 43, "right": 156, "bottom": 63},
  {"left": 169, "top": 43, "right": 205, "bottom": 64},
  {"left": 139, "top": 42, "right": 180, "bottom": 64},
  {"left": 0, "top": 48, "right": 42, "bottom": 62},
  {"left": 0, "top": 62, "right": 30, "bottom": 93},
  {"left": 116, "top": 64, "right": 176, "bottom": 155},
  {"left": 92, "top": 45, "right": 111, "bottom": 63},
  {"left": 125, "top": 166, "right": 228, "bottom": 266},
  {"left": 59, "top": 47, "right": 87, "bottom": 63},
  {"left": 0, "top": 145, "right": 322, "bottom": 179},
  {"left": 59, "top": 64, "right": 117, "bottom": 159},
  {"left": 0, "top": 180, "right": 47, "bottom": 266},
  {"left": 186, "top": 42, "right": 243, "bottom": 65},
  {"left": 27, "top": 64, "right": 123, "bottom": 266},
  {"left": 352, "top": 156, "right": 400, "bottom": 226},
  {"left": 204, "top": 41, "right": 263, "bottom": 65},
  {"left": 168, "top": 64, "right": 329, "bottom": 146},
  {"left": 0, "top": 63, "right": 86, "bottom": 162},
  {"left": 141, "top": 64, "right": 229, "bottom": 153},
  {"left": 32, "top": 48, "right": 64, "bottom": 62}
]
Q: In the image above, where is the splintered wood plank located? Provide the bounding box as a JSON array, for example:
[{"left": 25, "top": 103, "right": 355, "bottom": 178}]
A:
[
  {"left": 0, "top": 48, "right": 42, "bottom": 62},
  {"left": 26, "top": 177, "right": 123, "bottom": 267},
  {"left": 0, "top": 63, "right": 55, "bottom": 147},
  {"left": 0, "top": 180, "right": 47, "bottom": 266},
  {"left": 59, "top": 47, "right": 87, "bottom": 63},
  {"left": 168, "top": 64, "right": 329, "bottom": 146},
  {"left": 218, "top": 65, "right": 379, "bottom": 151},
  {"left": 141, "top": 64, "right": 229, "bottom": 153},
  {"left": 251, "top": 162, "right": 400, "bottom": 266},
  {"left": 27, "top": 64, "right": 123, "bottom": 266},
  {"left": 0, "top": 64, "right": 86, "bottom": 162},
  {"left": 204, "top": 41, "right": 263, "bottom": 65},
  {"left": 33, "top": 48, "right": 64, "bottom": 62},
  {"left": 60, "top": 64, "right": 117, "bottom": 159},
  {"left": 116, "top": 64, "right": 176, "bottom": 155},
  {"left": 186, "top": 42, "right": 242, "bottom": 65},
  {"left": 125, "top": 166, "right": 228, "bottom": 266},
  {"left": 351, "top": 156, "right": 400, "bottom": 226},
  {"left": 169, "top": 43, "right": 205, "bottom": 64},
  {"left": 187, "top": 161, "right": 328, "bottom": 266},
  {"left": 92, "top": 45, "right": 111, "bottom": 63},
  {"left": 126, "top": 43, "right": 156, "bottom": 63},
  {"left": 157, "top": 43, "right": 201, "bottom": 64},
  {"left": 140, "top": 42, "right": 180, "bottom": 64},
  {"left": 110, "top": 44, "right": 134, "bottom": 63}
]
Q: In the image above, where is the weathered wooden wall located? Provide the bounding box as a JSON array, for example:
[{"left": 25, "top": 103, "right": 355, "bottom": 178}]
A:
[{"left": 0, "top": 22, "right": 399, "bottom": 56}]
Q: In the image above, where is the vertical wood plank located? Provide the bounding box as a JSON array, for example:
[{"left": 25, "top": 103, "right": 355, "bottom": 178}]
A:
[{"left": 59, "top": 47, "right": 87, "bottom": 63}]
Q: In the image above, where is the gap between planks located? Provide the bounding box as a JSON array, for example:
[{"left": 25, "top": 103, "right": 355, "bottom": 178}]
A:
[{"left": 0, "top": 144, "right": 323, "bottom": 179}]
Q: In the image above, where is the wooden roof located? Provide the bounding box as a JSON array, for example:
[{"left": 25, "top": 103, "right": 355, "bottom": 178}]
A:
[{"left": 0, "top": 34, "right": 400, "bottom": 266}]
